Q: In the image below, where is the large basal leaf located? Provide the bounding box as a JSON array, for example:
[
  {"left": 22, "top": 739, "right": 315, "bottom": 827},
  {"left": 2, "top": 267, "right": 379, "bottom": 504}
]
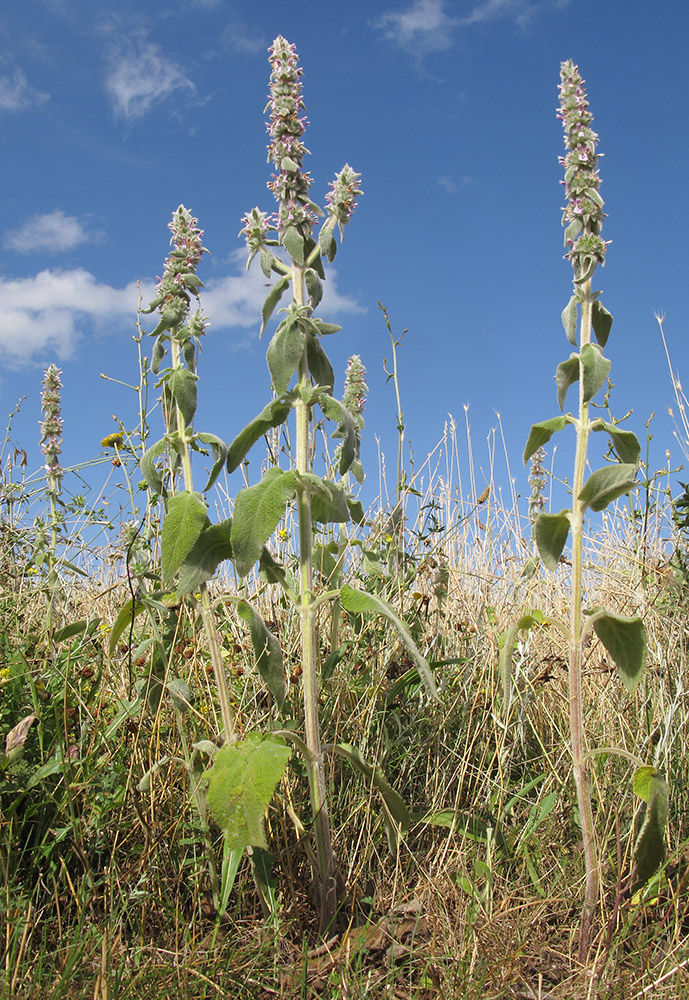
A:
[
  {"left": 204, "top": 734, "right": 292, "bottom": 851},
  {"left": 236, "top": 600, "right": 285, "bottom": 710},
  {"left": 632, "top": 767, "right": 669, "bottom": 891},
  {"left": 533, "top": 510, "right": 571, "bottom": 571},
  {"left": 339, "top": 585, "right": 439, "bottom": 701},
  {"left": 161, "top": 491, "right": 208, "bottom": 583},
  {"left": 168, "top": 369, "right": 198, "bottom": 427},
  {"left": 591, "top": 609, "right": 646, "bottom": 693},
  {"left": 592, "top": 299, "right": 613, "bottom": 347},
  {"left": 260, "top": 275, "right": 290, "bottom": 337},
  {"left": 319, "top": 394, "right": 357, "bottom": 476},
  {"left": 579, "top": 464, "right": 638, "bottom": 512},
  {"left": 523, "top": 416, "right": 568, "bottom": 464},
  {"left": 556, "top": 354, "right": 580, "bottom": 411},
  {"left": 226, "top": 397, "right": 293, "bottom": 474},
  {"left": 177, "top": 518, "right": 233, "bottom": 595},
  {"left": 590, "top": 420, "right": 641, "bottom": 466},
  {"left": 581, "top": 343, "right": 611, "bottom": 403},
  {"left": 561, "top": 294, "right": 578, "bottom": 346},
  {"left": 267, "top": 317, "right": 307, "bottom": 396},
  {"left": 232, "top": 468, "right": 297, "bottom": 577}
]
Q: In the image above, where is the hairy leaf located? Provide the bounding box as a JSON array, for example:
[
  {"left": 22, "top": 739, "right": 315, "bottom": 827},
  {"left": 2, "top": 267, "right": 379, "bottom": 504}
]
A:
[
  {"left": 177, "top": 518, "right": 233, "bottom": 594},
  {"left": 232, "top": 468, "right": 297, "bottom": 577},
  {"left": 267, "top": 318, "right": 307, "bottom": 396},
  {"left": 319, "top": 394, "right": 357, "bottom": 475},
  {"left": 592, "top": 299, "right": 613, "bottom": 347},
  {"left": 304, "top": 268, "right": 323, "bottom": 308},
  {"left": 339, "top": 585, "right": 439, "bottom": 700},
  {"left": 590, "top": 420, "right": 641, "bottom": 466},
  {"left": 561, "top": 294, "right": 579, "bottom": 346},
  {"left": 306, "top": 330, "right": 335, "bottom": 390},
  {"left": 579, "top": 464, "right": 638, "bottom": 512},
  {"left": 309, "top": 478, "right": 349, "bottom": 524},
  {"left": 226, "top": 398, "right": 292, "bottom": 473},
  {"left": 556, "top": 354, "right": 580, "bottom": 411},
  {"left": 533, "top": 510, "right": 571, "bottom": 570},
  {"left": 236, "top": 600, "right": 285, "bottom": 710},
  {"left": 194, "top": 431, "right": 229, "bottom": 493},
  {"left": 591, "top": 610, "right": 646, "bottom": 693},
  {"left": 633, "top": 768, "right": 669, "bottom": 891},
  {"left": 140, "top": 436, "right": 167, "bottom": 495},
  {"left": 260, "top": 275, "right": 290, "bottom": 337},
  {"left": 169, "top": 369, "right": 198, "bottom": 427},
  {"left": 282, "top": 225, "right": 305, "bottom": 265},
  {"left": 523, "top": 416, "right": 568, "bottom": 464},
  {"left": 161, "top": 491, "right": 208, "bottom": 583},
  {"left": 204, "top": 735, "right": 292, "bottom": 851},
  {"left": 332, "top": 743, "right": 411, "bottom": 832},
  {"left": 581, "top": 343, "right": 611, "bottom": 403}
]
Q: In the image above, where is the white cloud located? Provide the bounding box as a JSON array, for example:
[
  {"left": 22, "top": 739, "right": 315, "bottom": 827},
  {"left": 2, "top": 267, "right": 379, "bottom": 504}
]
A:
[
  {"left": 375, "top": 0, "right": 568, "bottom": 52},
  {"left": 104, "top": 38, "right": 194, "bottom": 120},
  {"left": 220, "top": 19, "right": 266, "bottom": 55},
  {"left": 0, "top": 255, "right": 364, "bottom": 366},
  {"left": 0, "top": 66, "right": 49, "bottom": 113},
  {"left": 5, "top": 211, "right": 92, "bottom": 253},
  {"left": 438, "top": 175, "right": 472, "bottom": 194}
]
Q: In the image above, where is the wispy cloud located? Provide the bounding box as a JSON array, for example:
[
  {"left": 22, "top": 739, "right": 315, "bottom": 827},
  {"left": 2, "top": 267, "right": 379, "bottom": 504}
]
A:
[
  {"left": 0, "top": 255, "right": 363, "bottom": 366},
  {"left": 4, "top": 211, "right": 94, "bottom": 253},
  {"left": 220, "top": 17, "right": 266, "bottom": 55},
  {"left": 104, "top": 36, "right": 194, "bottom": 121},
  {"left": 0, "top": 65, "right": 49, "bottom": 113},
  {"left": 375, "top": 0, "right": 568, "bottom": 53},
  {"left": 438, "top": 175, "right": 472, "bottom": 194}
]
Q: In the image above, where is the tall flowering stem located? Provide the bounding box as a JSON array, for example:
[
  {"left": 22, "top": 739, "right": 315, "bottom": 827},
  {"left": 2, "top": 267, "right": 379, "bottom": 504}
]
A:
[
  {"left": 519, "top": 63, "right": 656, "bottom": 963},
  {"left": 39, "top": 363, "right": 64, "bottom": 634}
]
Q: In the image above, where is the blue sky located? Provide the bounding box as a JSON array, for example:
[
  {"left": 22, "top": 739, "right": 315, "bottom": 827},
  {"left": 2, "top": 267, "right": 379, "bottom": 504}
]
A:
[{"left": 1, "top": 0, "right": 687, "bottom": 524}]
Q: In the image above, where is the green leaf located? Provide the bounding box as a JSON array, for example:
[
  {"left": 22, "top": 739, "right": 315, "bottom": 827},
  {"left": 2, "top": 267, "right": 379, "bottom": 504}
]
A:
[
  {"left": 226, "top": 398, "right": 293, "bottom": 473},
  {"left": 140, "top": 436, "right": 167, "bottom": 495},
  {"left": 109, "top": 599, "right": 146, "bottom": 657},
  {"left": 591, "top": 610, "right": 646, "bottom": 693},
  {"left": 236, "top": 600, "right": 285, "bottom": 710},
  {"left": 304, "top": 268, "right": 323, "bottom": 308},
  {"left": 161, "top": 491, "right": 208, "bottom": 583},
  {"left": 523, "top": 416, "right": 568, "bottom": 464},
  {"left": 319, "top": 394, "right": 357, "bottom": 475},
  {"left": 177, "top": 518, "right": 233, "bottom": 594},
  {"left": 308, "top": 478, "right": 349, "bottom": 524},
  {"left": 579, "top": 464, "right": 638, "bottom": 512},
  {"left": 556, "top": 354, "right": 580, "bottom": 411},
  {"left": 204, "top": 735, "right": 292, "bottom": 851},
  {"left": 168, "top": 369, "right": 198, "bottom": 427},
  {"left": 194, "top": 431, "right": 229, "bottom": 493},
  {"left": 332, "top": 743, "right": 410, "bottom": 832},
  {"left": 347, "top": 496, "right": 366, "bottom": 524},
  {"left": 592, "top": 300, "right": 613, "bottom": 347},
  {"left": 166, "top": 677, "right": 193, "bottom": 713},
  {"left": 267, "top": 318, "right": 307, "bottom": 396},
  {"left": 417, "top": 808, "right": 507, "bottom": 853},
  {"left": 339, "top": 585, "right": 439, "bottom": 701},
  {"left": 258, "top": 547, "right": 293, "bottom": 593},
  {"left": 590, "top": 420, "right": 641, "bottom": 465},
  {"left": 533, "top": 510, "right": 571, "bottom": 570},
  {"left": 281, "top": 225, "right": 305, "bottom": 265},
  {"left": 318, "top": 226, "right": 337, "bottom": 262},
  {"left": 232, "top": 468, "right": 297, "bottom": 577},
  {"left": 633, "top": 768, "right": 668, "bottom": 891},
  {"left": 151, "top": 335, "right": 168, "bottom": 374},
  {"left": 53, "top": 620, "right": 89, "bottom": 643},
  {"left": 561, "top": 294, "right": 579, "bottom": 345},
  {"left": 312, "top": 320, "right": 342, "bottom": 336},
  {"left": 305, "top": 330, "right": 334, "bottom": 390},
  {"left": 499, "top": 610, "right": 546, "bottom": 700},
  {"left": 260, "top": 275, "right": 290, "bottom": 337},
  {"left": 581, "top": 343, "right": 611, "bottom": 403}
]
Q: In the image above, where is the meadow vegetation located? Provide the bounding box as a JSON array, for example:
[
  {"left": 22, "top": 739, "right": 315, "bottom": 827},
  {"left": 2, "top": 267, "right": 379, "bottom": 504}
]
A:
[{"left": 1, "top": 41, "right": 688, "bottom": 1000}]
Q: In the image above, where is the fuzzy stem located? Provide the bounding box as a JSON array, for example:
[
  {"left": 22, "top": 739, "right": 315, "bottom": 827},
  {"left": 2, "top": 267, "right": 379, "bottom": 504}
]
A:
[
  {"left": 292, "top": 263, "right": 336, "bottom": 931},
  {"left": 169, "top": 335, "right": 235, "bottom": 745},
  {"left": 569, "top": 279, "right": 599, "bottom": 960}
]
